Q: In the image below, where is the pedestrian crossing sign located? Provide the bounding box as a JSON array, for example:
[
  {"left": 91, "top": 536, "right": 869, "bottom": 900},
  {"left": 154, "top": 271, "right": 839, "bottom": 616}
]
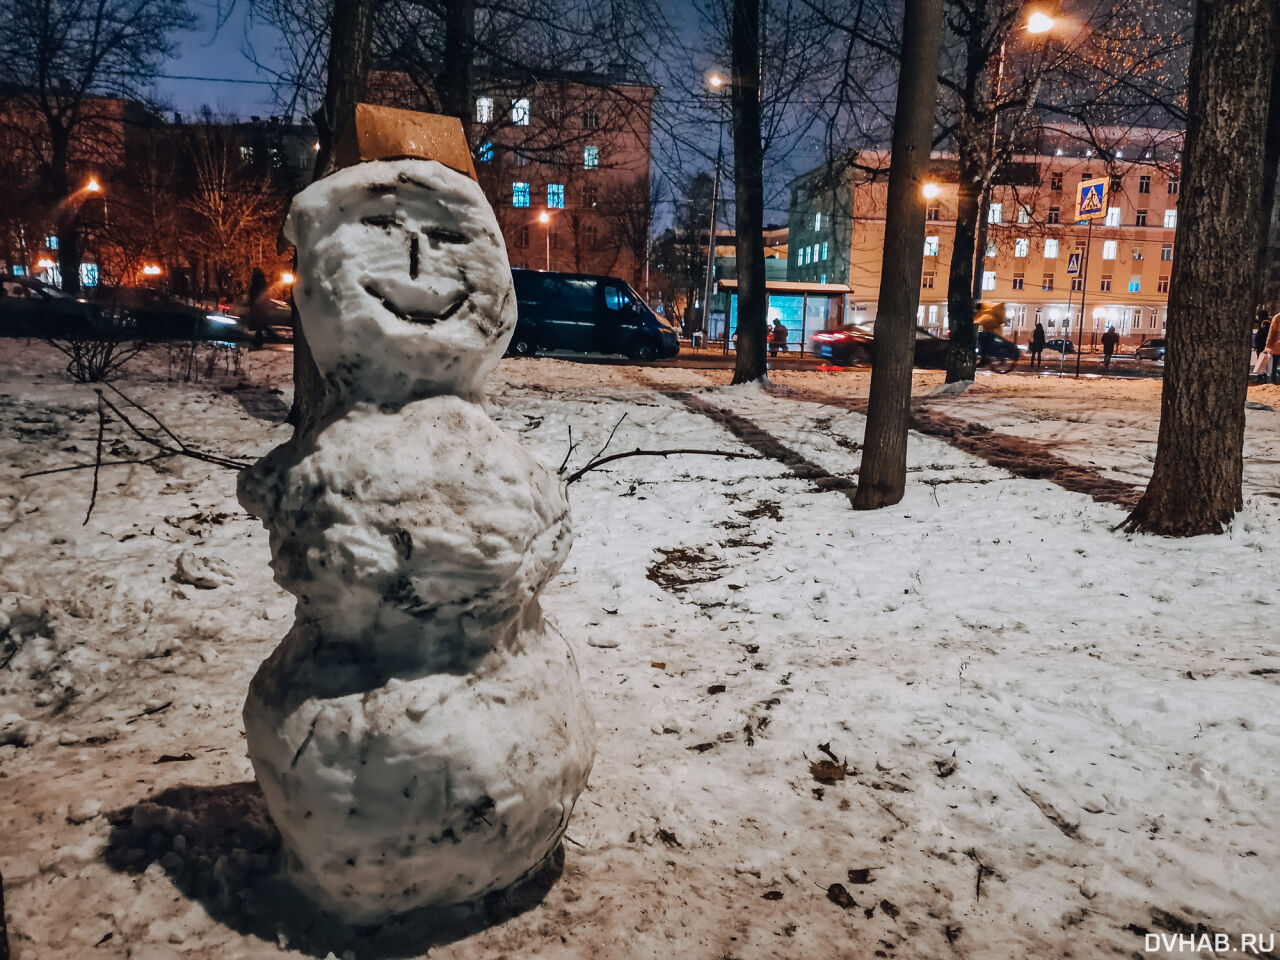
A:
[
  {"left": 1075, "top": 177, "right": 1108, "bottom": 221},
  {"left": 1066, "top": 252, "right": 1082, "bottom": 275}
]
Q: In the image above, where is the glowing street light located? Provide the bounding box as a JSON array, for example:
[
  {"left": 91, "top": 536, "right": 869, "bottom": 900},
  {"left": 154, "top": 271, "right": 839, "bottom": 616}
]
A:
[
  {"left": 922, "top": 182, "right": 942, "bottom": 199},
  {"left": 142, "top": 264, "right": 162, "bottom": 276},
  {"left": 37, "top": 257, "right": 55, "bottom": 269},
  {"left": 85, "top": 177, "right": 101, "bottom": 193},
  {"left": 1026, "top": 10, "right": 1056, "bottom": 33},
  {"left": 537, "top": 211, "right": 553, "bottom": 270},
  {"left": 707, "top": 72, "right": 725, "bottom": 90},
  {"left": 281, "top": 271, "right": 296, "bottom": 285}
]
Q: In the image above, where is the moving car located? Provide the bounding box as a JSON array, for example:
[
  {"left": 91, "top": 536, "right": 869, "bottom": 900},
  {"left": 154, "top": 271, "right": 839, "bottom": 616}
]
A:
[
  {"left": 508, "top": 269, "right": 679, "bottom": 361},
  {"left": 1044, "top": 337, "right": 1074, "bottom": 354},
  {"left": 810, "top": 324, "right": 1019, "bottom": 372},
  {"left": 90, "top": 287, "right": 241, "bottom": 341},
  {"left": 1134, "top": 337, "right": 1166, "bottom": 361},
  {"left": 0, "top": 274, "right": 117, "bottom": 339},
  {"left": 217, "top": 296, "right": 294, "bottom": 344}
]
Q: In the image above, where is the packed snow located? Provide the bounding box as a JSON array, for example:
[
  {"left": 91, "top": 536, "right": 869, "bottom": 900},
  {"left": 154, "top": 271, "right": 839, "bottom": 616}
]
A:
[{"left": 2, "top": 341, "right": 1279, "bottom": 958}]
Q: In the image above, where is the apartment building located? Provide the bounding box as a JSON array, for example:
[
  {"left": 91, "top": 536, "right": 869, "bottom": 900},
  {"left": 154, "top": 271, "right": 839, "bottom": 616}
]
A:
[
  {"left": 369, "top": 68, "right": 657, "bottom": 290},
  {"left": 791, "top": 128, "right": 1186, "bottom": 346}
]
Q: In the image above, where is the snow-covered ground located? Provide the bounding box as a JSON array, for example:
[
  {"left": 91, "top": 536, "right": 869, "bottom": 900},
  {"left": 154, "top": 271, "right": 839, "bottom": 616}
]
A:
[{"left": 2, "top": 341, "right": 1279, "bottom": 959}]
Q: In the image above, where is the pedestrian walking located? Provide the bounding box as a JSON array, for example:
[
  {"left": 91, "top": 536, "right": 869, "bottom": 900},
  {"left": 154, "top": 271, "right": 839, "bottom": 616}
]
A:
[
  {"left": 769, "top": 319, "right": 788, "bottom": 358},
  {"left": 1267, "top": 310, "right": 1280, "bottom": 385},
  {"left": 1029, "top": 320, "right": 1046, "bottom": 368},
  {"left": 1101, "top": 325, "right": 1120, "bottom": 371},
  {"left": 1253, "top": 308, "right": 1270, "bottom": 376}
]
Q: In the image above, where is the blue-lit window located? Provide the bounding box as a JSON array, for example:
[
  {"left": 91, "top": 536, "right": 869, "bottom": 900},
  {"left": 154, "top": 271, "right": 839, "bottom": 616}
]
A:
[
  {"left": 821, "top": 241, "right": 828, "bottom": 260},
  {"left": 1128, "top": 277, "right": 1141, "bottom": 293},
  {"left": 477, "top": 141, "right": 493, "bottom": 163},
  {"left": 583, "top": 145, "right": 599, "bottom": 169},
  {"left": 511, "top": 98, "right": 530, "bottom": 125},
  {"left": 79, "top": 263, "right": 99, "bottom": 287},
  {"left": 547, "top": 184, "right": 565, "bottom": 208},
  {"left": 512, "top": 182, "right": 530, "bottom": 207},
  {"left": 46, "top": 235, "right": 58, "bottom": 250}
]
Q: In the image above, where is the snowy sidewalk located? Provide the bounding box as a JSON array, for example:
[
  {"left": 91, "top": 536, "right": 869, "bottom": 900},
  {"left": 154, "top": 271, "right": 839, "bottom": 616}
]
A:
[{"left": 2, "top": 344, "right": 1278, "bottom": 959}]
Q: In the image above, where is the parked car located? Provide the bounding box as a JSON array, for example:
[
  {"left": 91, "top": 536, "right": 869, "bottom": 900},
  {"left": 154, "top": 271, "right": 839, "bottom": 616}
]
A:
[
  {"left": 90, "top": 286, "right": 245, "bottom": 341},
  {"left": 0, "top": 274, "right": 118, "bottom": 339},
  {"left": 217, "top": 296, "right": 294, "bottom": 344},
  {"left": 1135, "top": 337, "right": 1166, "bottom": 361},
  {"left": 1044, "top": 337, "right": 1074, "bottom": 354},
  {"left": 508, "top": 269, "right": 679, "bottom": 361},
  {"left": 811, "top": 324, "right": 1019, "bottom": 372}
]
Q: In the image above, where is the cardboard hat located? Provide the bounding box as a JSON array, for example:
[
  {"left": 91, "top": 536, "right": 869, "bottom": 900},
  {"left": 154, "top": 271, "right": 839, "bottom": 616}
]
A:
[{"left": 332, "top": 103, "right": 478, "bottom": 181}]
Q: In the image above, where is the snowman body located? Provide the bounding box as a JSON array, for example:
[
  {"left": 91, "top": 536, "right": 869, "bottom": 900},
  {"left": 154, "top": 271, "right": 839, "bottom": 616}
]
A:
[{"left": 239, "top": 160, "right": 594, "bottom": 923}]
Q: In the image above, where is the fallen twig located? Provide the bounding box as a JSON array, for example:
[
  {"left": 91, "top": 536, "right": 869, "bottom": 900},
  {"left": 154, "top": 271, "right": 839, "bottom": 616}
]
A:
[
  {"left": 126, "top": 701, "right": 173, "bottom": 724},
  {"left": 85, "top": 393, "right": 107, "bottom": 525},
  {"left": 565, "top": 448, "right": 758, "bottom": 485}
]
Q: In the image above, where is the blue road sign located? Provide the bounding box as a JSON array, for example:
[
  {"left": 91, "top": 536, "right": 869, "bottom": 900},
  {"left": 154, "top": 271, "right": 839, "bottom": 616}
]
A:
[
  {"left": 1076, "top": 177, "right": 1108, "bottom": 221},
  {"left": 1066, "top": 252, "right": 1082, "bottom": 275}
]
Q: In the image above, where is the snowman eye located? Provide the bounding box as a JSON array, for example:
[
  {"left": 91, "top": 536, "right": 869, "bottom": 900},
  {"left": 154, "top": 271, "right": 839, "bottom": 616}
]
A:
[
  {"left": 362, "top": 215, "right": 403, "bottom": 230},
  {"left": 426, "top": 229, "right": 469, "bottom": 245}
]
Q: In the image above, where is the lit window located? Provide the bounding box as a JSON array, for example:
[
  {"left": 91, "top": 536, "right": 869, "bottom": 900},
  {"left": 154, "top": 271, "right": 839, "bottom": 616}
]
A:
[
  {"left": 1014, "top": 238, "right": 1029, "bottom": 258},
  {"left": 80, "top": 263, "right": 99, "bottom": 287},
  {"left": 475, "top": 97, "right": 494, "bottom": 123},
  {"left": 924, "top": 235, "right": 940, "bottom": 256},
  {"left": 583, "top": 145, "right": 599, "bottom": 169},
  {"left": 1042, "top": 274, "right": 1054, "bottom": 291},
  {"left": 982, "top": 270, "right": 996, "bottom": 291},
  {"left": 1128, "top": 276, "right": 1141, "bottom": 293},
  {"left": 987, "top": 203, "right": 1002, "bottom": 224},
  {"left": 1012, "top": 273, "right": 1025, "bottom": 290},
  {"left": 821, "top": 273, "right": 827, "bottom": 283},
  {"left": 1105, "top": 206, "right": 1121, "bottom": 227},
  {"left": 547, "top": 184, "right": 564, "bottom": 208},
  {"left": 512, "top": 182, "right": 530, "bottom": 207},
  {"left": 477, "top": 141, "right": 494, "bottom": 163},
  {"left": 1163, "top": 209, "right": 1177, "bottom": 229},
  {"left": 46, "top": 235, "right": 58, "bottom": 250},
  {"left": 986, "top": 242, "right": 996, "bottom": 258},
  {"left": 813, "top": 212, "right": 822, "bottom": 230},
  {"left": 821, "top": 241, "right": 828, "bottom": 260},
  {"left": 1018, "top": 206, "right": 1031, "bottom": 224},
  {"left": 1102, "top": 240, "right": 1117, "bottom": 260},
  {"left": 511, "top": 98, "right": 530, "bottom": 125},
  {"left": 1132, "top": 245, "right": 1143, "bottom": 260},
  {"left": 1161, "top": 243, "right": 1173, "bottom": 261},
  {"left": 1044, "top": 238, "right": 1059, "bottom": 258},
  {"left": 239, "top": 145, "right": 254, "bottom": 164}
]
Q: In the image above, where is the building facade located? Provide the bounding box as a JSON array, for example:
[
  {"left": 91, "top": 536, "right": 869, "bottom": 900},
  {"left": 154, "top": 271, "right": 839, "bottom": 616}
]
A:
[
  {"left": 370, "top": 70, "right": 656, "bottom": 292},
  {"left": 792, "top": 129, "right": 1187, "bottom": 346}
]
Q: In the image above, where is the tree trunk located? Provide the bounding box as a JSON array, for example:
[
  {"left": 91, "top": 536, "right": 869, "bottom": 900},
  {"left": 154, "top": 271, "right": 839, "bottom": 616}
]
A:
[
  {"left": 1255, "top": 36, "right": 1280, "bottom": 306},
  {"left": 854, "top": 0, "right": 943, "bottom": 510},
  {"left": 0, "top": 866, "right": 9, "bottom": 960},
  {"left": 729, "top": 0, "right": 768, "bottom": 385},
  {"left": 289, "top": 0, "right": 378, "bottom": 432},
  {"left": 440, "top": 0, "right": 476, "bottom": 139},
  {"left": 50, "top": 130, "right": 82, "bottom": 296},
  {"left": 945, "top": 144, "right": 982, "bottom": 382},
  {"left": 1123, "top": 0, "right": 1277, "bottom": 537}
]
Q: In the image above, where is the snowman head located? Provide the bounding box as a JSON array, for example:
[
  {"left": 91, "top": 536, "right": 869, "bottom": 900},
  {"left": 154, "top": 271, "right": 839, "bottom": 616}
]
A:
[{"left": 284, "top": 158, "right": 515, "bottom": 405}]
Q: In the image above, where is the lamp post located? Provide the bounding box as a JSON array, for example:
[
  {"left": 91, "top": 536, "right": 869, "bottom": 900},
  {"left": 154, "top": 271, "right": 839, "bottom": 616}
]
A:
[
  {"left": 701, "top": 71, "right": 727, "bottom": 347},
  {"left": 538, "top": 210, "right": 553, "bottom": 270},
  {"left": 971, "top": 7, "right": 1059, "bottom": 303}
]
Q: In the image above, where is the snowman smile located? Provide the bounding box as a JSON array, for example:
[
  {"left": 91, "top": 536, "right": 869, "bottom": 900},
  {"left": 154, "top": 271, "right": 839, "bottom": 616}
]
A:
[{"left": 363, "top": 284, "right": 467, "bottom": 326}]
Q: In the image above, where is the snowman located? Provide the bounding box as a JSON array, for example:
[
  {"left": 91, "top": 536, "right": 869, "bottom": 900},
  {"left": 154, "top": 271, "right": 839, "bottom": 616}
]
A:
[{"left": 237, "top": 109, "right": 595, "bottom": 924}]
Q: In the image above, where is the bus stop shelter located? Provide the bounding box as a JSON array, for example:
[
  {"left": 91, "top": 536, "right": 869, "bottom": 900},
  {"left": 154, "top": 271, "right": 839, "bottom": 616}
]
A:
[{"left": 709, "top": 279, "right": 853, "bottom": 354}]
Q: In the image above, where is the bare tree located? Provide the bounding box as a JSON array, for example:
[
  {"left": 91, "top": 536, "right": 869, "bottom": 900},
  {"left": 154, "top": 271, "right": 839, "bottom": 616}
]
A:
[
  {"left": 0, "top": 0, "right": 187, "bottom": 294},
  {"left": 854, "top": 0, "right": 943, "bottom": 509},
  {"left": 728, "top": 0, "right": 767, "bottom": 383},
  {"left": 1122, "top": 0, "right": 1279, "bottom": 537}
]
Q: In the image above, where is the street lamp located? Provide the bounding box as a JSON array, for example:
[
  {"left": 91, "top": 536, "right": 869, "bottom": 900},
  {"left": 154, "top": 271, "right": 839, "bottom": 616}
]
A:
[
  {"left": 538, "top": 210, "right": 553, "bottom": 270},
  {"left": 281, "top": 271, "right": 296, "bottom": 285},
  {"left": 1026, "top": 10, "right": 1056, "bottom": 33},
  {"left": 922, "top": 182, "right": 942, "bottom": 199},
  {"left": 85, "top": 177, "right": 101, "bottom": 193},
  {"left": 702, "top": 69, "right": 728, "bottom": 346}
]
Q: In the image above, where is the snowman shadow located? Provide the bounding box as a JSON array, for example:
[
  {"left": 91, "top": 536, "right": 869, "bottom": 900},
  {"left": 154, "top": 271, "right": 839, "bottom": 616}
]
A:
[{"left": 103, "top": 780, "right": 564, "bottom": 958}]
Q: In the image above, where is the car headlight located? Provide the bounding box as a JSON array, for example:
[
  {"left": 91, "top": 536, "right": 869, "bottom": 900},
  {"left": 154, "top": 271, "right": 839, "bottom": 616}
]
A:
[{"left": 207, "top": 314, "right": 238, "bottom": 326}]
